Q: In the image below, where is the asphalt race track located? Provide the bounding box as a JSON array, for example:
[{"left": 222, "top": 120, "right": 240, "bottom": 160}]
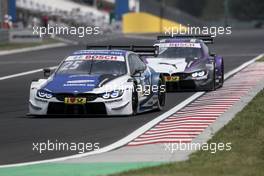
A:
[{"left": 0, "top": 29, "right": 263, "bottom": 165}]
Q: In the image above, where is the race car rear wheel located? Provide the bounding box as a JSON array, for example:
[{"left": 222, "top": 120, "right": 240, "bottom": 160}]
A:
[{"left": 157, "top": 77, "right": 166, "bottom": 111}]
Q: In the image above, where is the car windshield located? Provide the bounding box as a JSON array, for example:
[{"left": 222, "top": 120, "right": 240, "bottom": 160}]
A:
[
  {"left": 158, "top": 46, "right": 203, "bottom": 58},
  {"left": 56, "top": 59, "right": 127, "bottom": 76}
]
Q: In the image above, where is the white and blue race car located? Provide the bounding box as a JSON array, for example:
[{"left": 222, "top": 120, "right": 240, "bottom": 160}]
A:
[{"left": 28, "top": 47, "right": 166, "bottom": 116}]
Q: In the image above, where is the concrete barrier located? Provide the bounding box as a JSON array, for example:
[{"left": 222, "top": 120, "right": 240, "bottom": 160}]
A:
[
  {"left": 123, "top": 12, "right": 186, "bottom": 34},
  {"left": 0, "top": 29, "right": 42, "bottom": 43},
  {"left": 9, "top": 30, "right": 42, "bottom": 43},
  {"left": 0, "top": 29, "right": 9, "bottom": 43}
]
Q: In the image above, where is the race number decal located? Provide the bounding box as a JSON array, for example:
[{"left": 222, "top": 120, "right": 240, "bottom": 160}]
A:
[{"left": 60, "top": 61, "right": 83, "bottom": 71}]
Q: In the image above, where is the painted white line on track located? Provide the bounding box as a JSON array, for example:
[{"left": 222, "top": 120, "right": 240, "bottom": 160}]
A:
[
  {"left": 164, "top": 119, "right": 217, "bottom": 123},
  {"left": 0, "top": 91, "right": 205, "bottom": 168},
  {"left": 150, "top": 125, "right": 209, "bottom": 131},
  {"left": 140, "top": 133, "right": 199, "bottom": 138},
  {"left": 128, "top": 139, "right": 193, "bottom": 146},
  {"left": 145, "top": 128, "right": 206, "bottom": 133},
  {"left": 141, "top": 131, "right": 201, "bottom": 136},
  {"left": 133, "top": 136, "right": 195, "bottom": 141},
  {"left": 177, "top": 109, "right": 223, "bottom": 112},
  {"left": 224, "top": 54, "right": 263, "bottom": 79},
  {"left": 176, "top": 111, "right": 224, "bottom": 114},
  {"left": 155, "top": 123, "right": 211, "bottom": 129},
  {"left": 172, "top": 113, "right": 221, "bottom": 116},
  {"left": 0, "top": 66, "right": 57, "bottom": 81},
  {"left": 0, "top": 43, "right": 67, "bottom": 56},
  {"left": 128, "top": 55, "right": 264, "bottom": 146},
  {"left": 189, "top": 102, "right": 235, "bottom": 106},
  {"left": 165, "top": 118, "right": 218, "bottom": 122},
  {"left": 165, "top": 117, "right": 217, "bottom": 121},
  {"left": 0, "top": 53, "right": 263, "bottom": 168}
]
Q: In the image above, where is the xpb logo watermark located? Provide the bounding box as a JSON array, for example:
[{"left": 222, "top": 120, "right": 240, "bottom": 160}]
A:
[
  {"left": 32, "top": 139, "right": 100, "bottom": 154},
  {"left": 164, "top": 141, "right": 232, "bottom": 154}
]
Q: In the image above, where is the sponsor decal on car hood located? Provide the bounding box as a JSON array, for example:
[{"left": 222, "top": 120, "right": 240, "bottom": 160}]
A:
[{"left": 42, "top": 74, "right": 117, "bottom": 93}]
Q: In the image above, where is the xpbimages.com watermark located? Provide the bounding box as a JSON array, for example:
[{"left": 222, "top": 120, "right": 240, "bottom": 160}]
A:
[
  {"left": 164, "top": 24, "right": 232, "bottom": 37},
  {"left": 164, "top": 142, "right": 232, "bottom": 154},
  {"left": 33, "top": 24, "right": 102, "bottom": 38},
  {"left": 32, "top": 139, "right": 100, "bottom": 154}
]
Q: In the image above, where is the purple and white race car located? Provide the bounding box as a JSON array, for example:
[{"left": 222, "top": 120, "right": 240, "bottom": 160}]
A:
[{"left": 146, "top": 35, "right": 224, "bottom": 91}]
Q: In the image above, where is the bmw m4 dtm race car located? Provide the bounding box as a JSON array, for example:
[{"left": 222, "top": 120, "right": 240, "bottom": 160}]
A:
[
  {"left": 28, "top": 46, "right": 166, "bottom": 116},
  {"left": 145, "top": 35, "right": 224, "bottom": 91}
]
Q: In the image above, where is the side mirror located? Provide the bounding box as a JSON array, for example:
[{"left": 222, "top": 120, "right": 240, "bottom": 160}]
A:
[
  {"left": 133, "top": 66, "right": 146, "bottom": 76},
  {"left": 43, "top": 68, "right": 51, "bottom": 78}
]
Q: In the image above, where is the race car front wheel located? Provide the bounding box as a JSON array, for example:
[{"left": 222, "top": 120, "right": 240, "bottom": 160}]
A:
[
  {"left": 131, "top": 83, "right": 138, "bottom": 115},
  {"left": 214, "top": 58, "right": 224, "bottom": 89}
]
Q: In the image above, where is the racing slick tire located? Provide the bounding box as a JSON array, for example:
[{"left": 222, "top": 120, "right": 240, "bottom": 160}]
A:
[
  {"left": 131, "top": 83, "right": 138, "bottom": 116},
  {"left": 217, "top": 59, "right": 224, "bottom": 88},
  {"left": 205, "top": 62, "right": 217, "bottom": 91},
  {"left": 208, "top": 77, "right": 216, "bottom": 91},
  {"left": 157, "top": 76, "right": 166, "bottom": 111},
  {"left": 214, "top": 58, "right": 224, "bottom": 89},
  {"left": 207, "top": 59, "right": 225, "bottom": 91}
]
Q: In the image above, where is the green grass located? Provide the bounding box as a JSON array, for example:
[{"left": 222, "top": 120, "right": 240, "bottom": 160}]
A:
[
  {"left": 257, "top": 56, "right": 264, "bottom": 62},
  {"left": 0, "top": 38, "right": 59, "bottom": 51},
  {"left": 112, "top": 89, "right": 264, "bottom": 176},
  {"left": 0, "top": 163, "right": 162, "bottom": 176}
]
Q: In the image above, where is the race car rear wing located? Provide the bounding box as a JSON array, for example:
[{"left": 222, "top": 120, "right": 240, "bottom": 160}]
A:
[
  {"left": 157, "top": 35, "right": 214, "bottom": 44},
  {"left": 86, "top": 45, "right": 158, "bottom": 57}
]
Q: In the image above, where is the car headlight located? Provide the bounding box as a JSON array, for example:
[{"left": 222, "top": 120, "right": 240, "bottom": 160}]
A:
[
  {"left": 36, "top": 89, "right": 53, "bottom": 99},
  {"left": 102, "top": 90, "right": 124, "bottom": 99},
  {"left": 192, "top": 71, "right": 206, "bottom": 78}
]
